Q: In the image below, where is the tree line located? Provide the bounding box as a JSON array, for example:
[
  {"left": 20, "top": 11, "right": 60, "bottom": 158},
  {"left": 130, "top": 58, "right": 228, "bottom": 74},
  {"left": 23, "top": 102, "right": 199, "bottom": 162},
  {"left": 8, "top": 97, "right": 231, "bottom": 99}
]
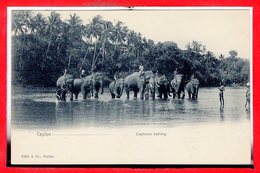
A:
[{"left": 11, "top": 11, "right": 250, "bottom": 87}]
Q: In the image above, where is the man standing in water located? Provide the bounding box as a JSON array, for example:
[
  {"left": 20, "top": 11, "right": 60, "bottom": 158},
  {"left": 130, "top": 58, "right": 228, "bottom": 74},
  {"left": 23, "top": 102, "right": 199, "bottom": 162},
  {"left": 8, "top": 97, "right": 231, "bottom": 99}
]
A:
[
  {"left": 218, "top": 82, "right": 225, "bottom": 108},
  {"left": 245, "top": 82, "right": 250, "bottom": 111}
]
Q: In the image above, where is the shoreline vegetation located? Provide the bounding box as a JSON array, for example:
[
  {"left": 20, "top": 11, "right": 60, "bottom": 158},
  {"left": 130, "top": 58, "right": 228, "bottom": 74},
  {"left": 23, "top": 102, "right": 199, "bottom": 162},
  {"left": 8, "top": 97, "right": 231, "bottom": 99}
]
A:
[{"left": 12, "top": 11, "right": 249, "bottom": 87}]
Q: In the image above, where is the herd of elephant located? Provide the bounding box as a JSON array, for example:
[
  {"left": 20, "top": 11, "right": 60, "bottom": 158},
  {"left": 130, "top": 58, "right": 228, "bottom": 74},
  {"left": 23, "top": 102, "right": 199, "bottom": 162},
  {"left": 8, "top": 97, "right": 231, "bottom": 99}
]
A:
[{"left": 56, "top": 71, "right": 199, "bottom": 102}]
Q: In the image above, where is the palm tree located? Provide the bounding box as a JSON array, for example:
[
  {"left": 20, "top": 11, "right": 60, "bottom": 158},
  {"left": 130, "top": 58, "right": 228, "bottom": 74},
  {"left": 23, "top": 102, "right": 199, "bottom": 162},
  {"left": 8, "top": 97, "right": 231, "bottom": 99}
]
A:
[
  {"left": 29, "top": 13, "right": 46, "bottom": 36},
  {"left": 98, "top": 21, "right": 114, "bottom": 62},
  {"left": 112, "top": 21, "right": 128, "bottom": 51},
  {"left": 85, "top": 15, "right": 104, "bottom": 71},
  {"left": 66, "top": 13, "right": 83, "bottom": 69},
  {"left": 67, "top": 13, "right": 83, "bottom": 40},
  {"left": 12, "top": 11, "right": 32, "bottom": 35},
  {"left": 45, "top": 11, "right": 62, "bottom": 57}
]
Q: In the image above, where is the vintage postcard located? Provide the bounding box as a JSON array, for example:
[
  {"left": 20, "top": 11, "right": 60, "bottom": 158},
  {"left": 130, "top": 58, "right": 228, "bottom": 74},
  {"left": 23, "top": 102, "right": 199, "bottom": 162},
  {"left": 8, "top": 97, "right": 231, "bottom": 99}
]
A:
[{"left": 7, "top": 7, "right": 253, "bottom": 165}]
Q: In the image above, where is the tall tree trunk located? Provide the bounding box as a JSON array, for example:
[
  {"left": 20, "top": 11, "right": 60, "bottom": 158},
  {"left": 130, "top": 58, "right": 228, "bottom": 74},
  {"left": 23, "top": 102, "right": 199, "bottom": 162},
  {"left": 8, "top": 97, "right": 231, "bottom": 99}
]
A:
[
  {"left": 68, "top": 54, "right": 72, "bottom": 69},
  {"left": 93, "top": 46, "right": 103, "bottom": 68},
  {"left": 91, "top": 41, "right": 97, "bottom": 72},
  {"left": 101, "top": 40, "right": 106, "bottom": 62},
  {"left": 46, "top": 41, "right": 51, "bottom": 56},
  {"left": 79, "top": 46, "right": 90, "bottom": 71}
]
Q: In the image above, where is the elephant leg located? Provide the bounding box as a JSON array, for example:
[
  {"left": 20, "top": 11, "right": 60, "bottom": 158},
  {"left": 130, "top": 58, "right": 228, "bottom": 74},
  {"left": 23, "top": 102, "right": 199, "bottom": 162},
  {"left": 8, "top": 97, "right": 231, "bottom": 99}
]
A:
[
  {"left": 177, "top": 92, "right": 180, "bottom": 99},
  {"left": 157, "top": 89, "right": 162, "bottom": 99},
  {"left": 172, "top": 91, "right": 176, "bottom": 99},
  {"left": 75, "top": 93, "right": 78, "bottom": 100},
  {"left": 70, "top": 92, "right": 73, "bottom": 101},
  {"left": 181, "top": 91, "right": 185, "bottom": 100},
  {"left": 111, "top": 93, "right": 115, "bottom": 99},
  {"left": 94, "top": 87, "right": 99, "bottom": 98},
  {"left": 188, "top": 92, "right": 191, "bottom": 99},
  {"left": 140, "top": 92, "right": 144, "bottom": 100},
  {"left": 61, "top": 90, "right": 66, "bottom": 101},
  {"left": 133, "top": 91, "right": 138, "bottom": 99},
  {"left": 163, "top": 91, "right": 168, "bottom": 100},
  {"left": 151, "top": 91, "right": 155, "bottom": 100},
  {"left": 82, "top": 90, "right": 86, "bottom": 99},
  {"left": 192, "top": 93, "right": 195, "bottom": 99},
  {"left": 111, "top": 91, "right": 115, "bottom": 99},
  {"left": 125, "top": 87, "right": 130, "bottom": 99}
]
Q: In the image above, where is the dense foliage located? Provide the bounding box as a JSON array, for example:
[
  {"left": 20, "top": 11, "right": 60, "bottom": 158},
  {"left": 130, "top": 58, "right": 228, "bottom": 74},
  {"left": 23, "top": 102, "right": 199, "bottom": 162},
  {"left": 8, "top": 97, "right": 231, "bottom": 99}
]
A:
[{"left": 11, "top": 11, "right": 250, "bottom": 87}]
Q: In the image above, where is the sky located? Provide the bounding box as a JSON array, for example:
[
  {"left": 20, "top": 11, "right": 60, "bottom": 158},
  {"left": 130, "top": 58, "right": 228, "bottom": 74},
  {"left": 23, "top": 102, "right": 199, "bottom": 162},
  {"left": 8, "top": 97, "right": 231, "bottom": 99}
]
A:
[{"left": 32, "top": 8, "right": 251, "bottom": 59}]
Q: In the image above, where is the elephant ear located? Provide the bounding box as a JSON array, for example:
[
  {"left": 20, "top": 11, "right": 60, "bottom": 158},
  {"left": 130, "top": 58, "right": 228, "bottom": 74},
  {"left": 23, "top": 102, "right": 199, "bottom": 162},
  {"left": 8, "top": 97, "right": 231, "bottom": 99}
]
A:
[
  {"left": 139, "top": 75, "right": 145, "bottom": 80},
  {"left": 139, "top": 76, "right": 147, "bottom": 84}
]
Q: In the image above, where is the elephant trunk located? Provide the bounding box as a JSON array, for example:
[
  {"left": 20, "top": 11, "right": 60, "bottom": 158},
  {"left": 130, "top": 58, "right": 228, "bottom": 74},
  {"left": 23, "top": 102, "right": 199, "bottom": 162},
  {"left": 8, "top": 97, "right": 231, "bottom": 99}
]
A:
[
  {"left": 69, "top": 79, "right": 74, "bottom": 101},
  {"left": 140, "top": 85, "right": 145, "bottom": 100},
  {"left": 168, "top": 85, "right": 172, "bottom": 97},
  {"left": 116, "top": 87, "right": 121, "bottom": 98},
  {"left": 101, "top": 80, "right": 104, "bottom": 95},
  {"left": 81, "top": 85, "right": 86, "bottom": 99},
  {"left": 116, "top": 84, "right": 124, "bottom": 98},
  {"left": 56, "top": 88, "right": 62, "bottom": 100},
  {"left": 92, "top": 81, "right": 94, "bottom": 97},
  {"left": 195, "top": 87, "right": 199, "bottom": 99}
]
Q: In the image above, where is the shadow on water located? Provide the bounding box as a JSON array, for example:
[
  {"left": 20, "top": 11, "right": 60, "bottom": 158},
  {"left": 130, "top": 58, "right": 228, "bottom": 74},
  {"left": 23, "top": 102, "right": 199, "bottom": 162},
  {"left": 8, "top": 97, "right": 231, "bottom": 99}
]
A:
[{"left": 11, "top": 87, "right": 250, "bottom": 129}]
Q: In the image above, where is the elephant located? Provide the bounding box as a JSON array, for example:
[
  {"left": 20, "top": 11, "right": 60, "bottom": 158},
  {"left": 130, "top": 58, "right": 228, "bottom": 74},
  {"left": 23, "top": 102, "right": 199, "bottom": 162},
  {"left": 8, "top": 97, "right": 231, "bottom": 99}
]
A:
[
  {"left": 81, "top": 77, "right": 93, "bottom": 99},
  {"left": 186, "top": 78, "right": 199, "bottom": 99},
  {"left": 85, "top": 72, "right": 104, "bottom": 99},
  {"left": 170, "top": 74, "right": 185, "bottom": 99},
  {"left": 69, "top": 78, "right": 93, "bottom": 100},
  {"left": 124, "top": 71, "right": 153, "bottom": 100},
  {"left": 70, "top": 78, "right": 83, "bottom": 100},
  {"left": 56, "top": 74, "right": 74, "bottom": 101},
  {"left": 155, "top": 75, "right": 171, "bottom": 100},
  {"left": 109, "top": 78, "right": 124, "bottom": 99}
]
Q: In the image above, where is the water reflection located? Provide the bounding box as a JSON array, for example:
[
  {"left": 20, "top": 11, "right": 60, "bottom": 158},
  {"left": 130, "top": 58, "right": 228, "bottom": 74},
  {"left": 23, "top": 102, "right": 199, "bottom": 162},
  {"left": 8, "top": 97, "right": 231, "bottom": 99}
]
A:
[
  {"left": 246, "top": 110, "right": 251, "bottom": 120},
  {"left": 11, "top": 87, "right": 250, "bottom": 129},
  {"left": 219, "top": 107, "right": 224, "bottom": 121}
]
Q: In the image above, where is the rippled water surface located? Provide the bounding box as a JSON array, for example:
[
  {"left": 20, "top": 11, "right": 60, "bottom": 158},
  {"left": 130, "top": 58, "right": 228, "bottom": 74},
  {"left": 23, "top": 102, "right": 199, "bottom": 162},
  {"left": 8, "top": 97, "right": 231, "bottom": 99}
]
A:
[{"left": 11, "top": 86, "right": 251, "bottom": 129}]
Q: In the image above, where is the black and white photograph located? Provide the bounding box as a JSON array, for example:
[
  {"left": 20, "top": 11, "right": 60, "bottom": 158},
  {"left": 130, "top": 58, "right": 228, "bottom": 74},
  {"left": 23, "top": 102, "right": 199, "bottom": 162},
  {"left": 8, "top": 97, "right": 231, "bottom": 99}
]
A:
[{"left": 8, "top": 7, "right": 252, "bottom": 165}]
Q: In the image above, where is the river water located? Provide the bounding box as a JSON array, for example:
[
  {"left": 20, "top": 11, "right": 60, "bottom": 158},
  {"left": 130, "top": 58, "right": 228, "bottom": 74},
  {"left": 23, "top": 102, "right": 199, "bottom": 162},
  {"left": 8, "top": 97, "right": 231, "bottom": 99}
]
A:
[
  {"left": 11, "top": 86, "right": 250, "bottom": 129},
  {"left": 10, "top": 86, "right": 252, "bottom": 165}
]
